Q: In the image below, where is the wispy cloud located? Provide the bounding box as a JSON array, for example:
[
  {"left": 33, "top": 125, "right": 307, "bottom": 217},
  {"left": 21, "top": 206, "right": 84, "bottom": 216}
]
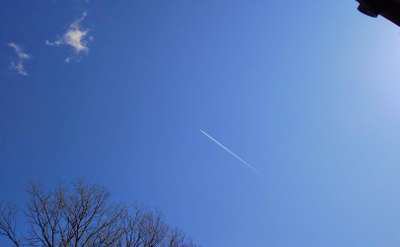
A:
[
  {"left": 46, "top": 12, "right": 92, "bottom": 62},
  {"left": 200, "top": 129, "right": 261, "bottom": 175},
  {"left": 8, "top": 42, "right": 31, "bottom": 76}
]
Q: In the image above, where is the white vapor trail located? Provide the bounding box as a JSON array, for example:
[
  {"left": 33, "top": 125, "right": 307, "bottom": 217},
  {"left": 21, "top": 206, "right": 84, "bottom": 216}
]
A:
[{"left": 200, "top": 129, "right": 260, "bottom": 175}]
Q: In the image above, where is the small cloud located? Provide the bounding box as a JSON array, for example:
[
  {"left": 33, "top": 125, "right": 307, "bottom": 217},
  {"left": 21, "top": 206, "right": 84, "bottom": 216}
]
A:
[
  {"left": 8, "top": 42, "right": 31, "bottom": 76},
  {"left": 46, "top": 12, "right": 92, "bottom": 62}
]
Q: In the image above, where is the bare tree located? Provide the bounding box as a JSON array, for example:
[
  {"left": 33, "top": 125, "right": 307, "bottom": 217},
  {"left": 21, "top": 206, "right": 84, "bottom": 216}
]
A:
[
  {"left": 0, "top": 203, "right": 20, "bottom": 246},
  {"left": 0, "top": 182, "right": 198, "bottom": 247},
  {"left": 167, "top": 230, "right": 196, "bottom": 247}
]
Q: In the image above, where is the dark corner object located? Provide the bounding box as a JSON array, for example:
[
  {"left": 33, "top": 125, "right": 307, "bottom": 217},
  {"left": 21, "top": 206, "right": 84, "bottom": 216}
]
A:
[{"left": 356, "top": 0, "right": 400, "bottom": 26}]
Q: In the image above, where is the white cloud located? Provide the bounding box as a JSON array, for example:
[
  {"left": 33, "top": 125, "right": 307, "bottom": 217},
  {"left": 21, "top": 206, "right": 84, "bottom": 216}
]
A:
[
  {"left": 46, "top": 12, "right": 92, "bottom": 61},
  {"left": 8, "top": 42, "right": 31, "bottom": 76}
]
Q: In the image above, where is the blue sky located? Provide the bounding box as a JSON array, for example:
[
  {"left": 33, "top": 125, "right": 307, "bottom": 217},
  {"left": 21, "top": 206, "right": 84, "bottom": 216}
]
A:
[{"left": 2, "top": 0, "right": 400, "bottom": 246}]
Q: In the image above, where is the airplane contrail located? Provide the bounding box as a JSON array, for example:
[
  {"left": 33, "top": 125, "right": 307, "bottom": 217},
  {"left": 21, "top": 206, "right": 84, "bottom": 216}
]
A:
[{"left": 200, "top": 129, "right": 260, "bottom": 175}]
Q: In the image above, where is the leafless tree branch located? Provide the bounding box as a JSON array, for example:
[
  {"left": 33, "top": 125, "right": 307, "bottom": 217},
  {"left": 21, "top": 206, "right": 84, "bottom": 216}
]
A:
[
  {"left": 0, "top": 203, "right": 20, "bottom": 247},
  {"left": 0, "top": 181, "right": 198, "bottom": 247}
]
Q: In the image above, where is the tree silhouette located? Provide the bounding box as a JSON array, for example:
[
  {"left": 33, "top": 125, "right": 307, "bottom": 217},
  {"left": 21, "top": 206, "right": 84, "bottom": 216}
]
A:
[{"left": 0, "top": 182, "right": 197, "bottom": 247}]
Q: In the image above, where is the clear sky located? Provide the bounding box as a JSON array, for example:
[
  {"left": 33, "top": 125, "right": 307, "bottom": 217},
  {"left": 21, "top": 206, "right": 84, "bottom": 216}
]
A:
[{"left": 2, "top": 0, "right": 400, "bottom": 246}]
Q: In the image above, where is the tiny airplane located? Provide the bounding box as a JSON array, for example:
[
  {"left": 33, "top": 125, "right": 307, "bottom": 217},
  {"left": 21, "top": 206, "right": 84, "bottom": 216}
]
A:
[{"left": 356, "top": 0, "right": 400, "bottom": 26}]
